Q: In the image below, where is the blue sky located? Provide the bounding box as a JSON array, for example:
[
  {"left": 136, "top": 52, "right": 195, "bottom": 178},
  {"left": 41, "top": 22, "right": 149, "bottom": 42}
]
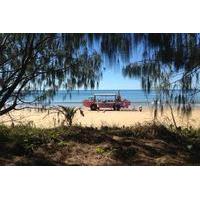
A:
[
  {"left": 86, "top": 40, "right": 143, "bottom": 90},
  {"left": 96, "top": 49, "right": 143, "bottom": 90},
  {"left": 98, "top": 68, "right": 141, "bottom": 90}
]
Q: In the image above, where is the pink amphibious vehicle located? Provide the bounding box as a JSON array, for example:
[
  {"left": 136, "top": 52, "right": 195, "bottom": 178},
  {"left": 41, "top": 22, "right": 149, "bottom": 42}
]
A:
[{"left": 83, "top": 93, "right": 131, "bottom": 111}]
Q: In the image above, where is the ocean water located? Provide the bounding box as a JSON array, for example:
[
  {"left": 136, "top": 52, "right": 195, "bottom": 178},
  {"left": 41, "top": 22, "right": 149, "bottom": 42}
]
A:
[{"left": 25, "top": 90, "right": 200, "bottom": 108}]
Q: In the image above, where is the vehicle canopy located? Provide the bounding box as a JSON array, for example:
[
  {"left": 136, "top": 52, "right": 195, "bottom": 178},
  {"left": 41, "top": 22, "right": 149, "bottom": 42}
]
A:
[
  {"left": 93, "top": 93, "right": 117, "bottom": 96},
  {"left": 94, "top": 93, "right": 116, "bottom": 99},
  {"left": 92, "top": 93, "right": 122, "bottom": 102}
]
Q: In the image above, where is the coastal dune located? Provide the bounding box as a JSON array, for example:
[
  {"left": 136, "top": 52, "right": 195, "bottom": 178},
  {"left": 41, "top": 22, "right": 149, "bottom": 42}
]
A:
[{"left": 1, "top": 107, "right": 200, "bottom": 128}]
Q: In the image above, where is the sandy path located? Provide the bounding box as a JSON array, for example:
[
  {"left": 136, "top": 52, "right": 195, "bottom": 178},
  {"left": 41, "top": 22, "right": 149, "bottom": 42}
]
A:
[{"left": 0, "top": 107, "right": 200, "bottom": 128}]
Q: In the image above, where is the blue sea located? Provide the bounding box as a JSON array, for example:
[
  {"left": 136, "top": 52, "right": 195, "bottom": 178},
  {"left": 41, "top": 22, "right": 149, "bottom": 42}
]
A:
[{"left": 24, "top": 90, "right": 200, "bottom": 108}]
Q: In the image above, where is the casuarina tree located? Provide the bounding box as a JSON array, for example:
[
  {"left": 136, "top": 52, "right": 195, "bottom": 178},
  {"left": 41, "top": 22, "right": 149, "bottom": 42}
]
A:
[{"left": 0, "top": 33, "right": 102, "bottom": 115}]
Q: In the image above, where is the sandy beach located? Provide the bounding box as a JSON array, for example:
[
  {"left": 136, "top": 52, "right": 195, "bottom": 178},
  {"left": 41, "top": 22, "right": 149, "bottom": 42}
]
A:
[{"left": 1, "top": 107, "right": 200, "bottom": 128}]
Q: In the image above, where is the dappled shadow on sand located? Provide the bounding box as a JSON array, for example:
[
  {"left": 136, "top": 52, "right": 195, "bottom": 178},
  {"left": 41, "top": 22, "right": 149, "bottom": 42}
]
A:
[{"left": 0, "top": 124, "right": 200, "bottom": 165}]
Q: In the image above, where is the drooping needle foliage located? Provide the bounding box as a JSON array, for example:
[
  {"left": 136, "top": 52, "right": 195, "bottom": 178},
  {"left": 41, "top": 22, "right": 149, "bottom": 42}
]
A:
[
  {"left": 0, "top": 33, "right": 200, "bottom": 116},
  {"left": 123, "top": 33, "right": 200, "bottom": 114},
  {"left": 0, "top": 34, "right": 102, "bottom": 115}
]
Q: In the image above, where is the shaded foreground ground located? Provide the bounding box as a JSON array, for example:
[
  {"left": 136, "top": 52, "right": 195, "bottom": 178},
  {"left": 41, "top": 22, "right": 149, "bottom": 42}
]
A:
[{"left": 0, "top": 123, "right": 200, "bottom": 165}]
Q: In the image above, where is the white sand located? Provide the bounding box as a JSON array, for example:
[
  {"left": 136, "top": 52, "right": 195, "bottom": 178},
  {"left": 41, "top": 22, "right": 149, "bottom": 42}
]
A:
[{"left": 0, "top": 107, "right": 200, "bottom": 128}]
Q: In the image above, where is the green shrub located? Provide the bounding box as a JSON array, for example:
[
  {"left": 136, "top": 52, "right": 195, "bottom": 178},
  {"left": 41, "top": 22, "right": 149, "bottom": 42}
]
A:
[{"left": 96, "top": 147, "right": 105, "bottom": 154}]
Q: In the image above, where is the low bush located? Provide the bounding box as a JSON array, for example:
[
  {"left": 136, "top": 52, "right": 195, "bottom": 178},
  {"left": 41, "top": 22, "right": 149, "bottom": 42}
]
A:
[{"left": 0, "top": 122, "right": 200, "bottom": 165}]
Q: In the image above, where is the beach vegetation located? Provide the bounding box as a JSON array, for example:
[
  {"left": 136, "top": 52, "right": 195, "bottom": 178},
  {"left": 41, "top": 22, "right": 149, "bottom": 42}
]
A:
[
  {"left": 44, "top": 106, "right": 84, "bottom": 127},
  {"left": 1, "top": 122, "right": 200, "bottom": 165}
]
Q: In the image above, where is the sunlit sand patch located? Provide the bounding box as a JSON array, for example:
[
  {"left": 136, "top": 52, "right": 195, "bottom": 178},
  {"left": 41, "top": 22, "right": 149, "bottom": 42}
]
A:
[{"left": 0, "top": 107, "right": 200, "bottom": 128}]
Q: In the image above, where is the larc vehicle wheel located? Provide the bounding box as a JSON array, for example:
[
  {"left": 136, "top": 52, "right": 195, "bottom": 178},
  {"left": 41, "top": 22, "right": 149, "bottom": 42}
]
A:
[
  {"left": 90, "top": 104, "right": 97, "bottom": 111},
  {"left": 116, "top": 104, "right": 121, "bottom": 111}
]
